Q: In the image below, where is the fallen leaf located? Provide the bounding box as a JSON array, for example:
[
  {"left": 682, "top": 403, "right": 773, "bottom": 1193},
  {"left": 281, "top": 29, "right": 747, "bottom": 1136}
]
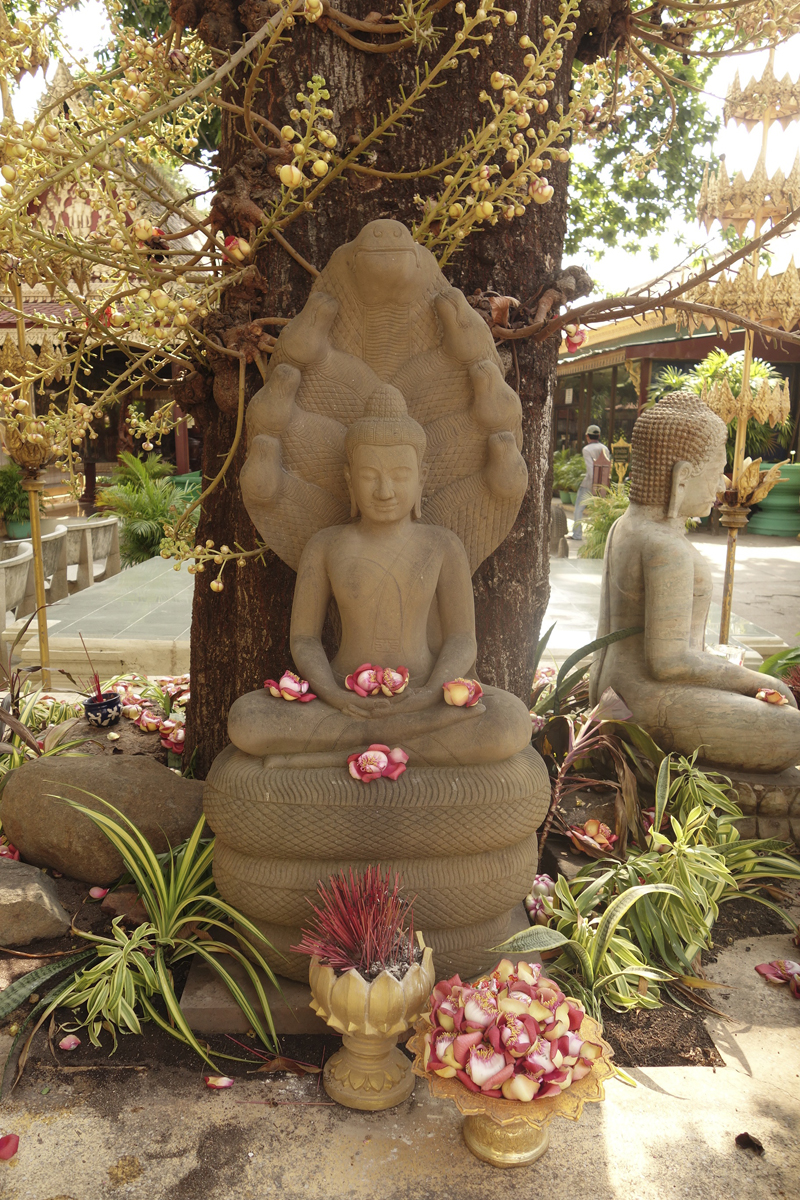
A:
[
  {"left": 735, "top": 1132, "right": 764, "bottom": 1155},
  {"left": 253, "top": 1057, "right": 322, "bottom": 1076},
  {"left": 100, "top": 885, "right": 148, "bottom": 926},
  {"left": 487, "top": 293, "right": 519, "bottom": 328}
]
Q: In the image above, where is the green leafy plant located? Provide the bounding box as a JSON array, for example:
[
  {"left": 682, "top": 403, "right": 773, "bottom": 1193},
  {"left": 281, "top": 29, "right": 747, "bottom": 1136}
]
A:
[
  {"left": 649, "top": 351, "right": 793, "bottom": 464},
  {"left": 552, "top": 450, "right": 586, "bottom": 494},
  {"left": 0, "top": 462, "right": 44, "bottom": 525},
  {"left": 97, "top": 454, "right": 199, "bottom": 566},
  {"left": 108, "top": 450, "right": 176, "bottom": 486},
  {"left": 577, "top": 483, "right": 630, "bottom": 560},
  {"left": 30, "top": 799, "right": 279, "bottom": 1068},
  {"left": 497, "top": 879, "right": 678, "bottom": 1017}
]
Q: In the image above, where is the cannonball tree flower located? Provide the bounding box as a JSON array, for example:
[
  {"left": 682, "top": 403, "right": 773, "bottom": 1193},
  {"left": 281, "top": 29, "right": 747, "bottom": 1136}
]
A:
[
  {"left": 135, "top": 710, "right": 162, "bottom": 733},
  {"left": 204, "top": 1075, "right": 235, "bottom": 1089},
  {"left": 568, "top": 819, "right": 618, "bottom": 857},
  {"left": 563, "top": 324, "right": 588, "bottom": 353},
  {"left": 264, "top": 671, "right": 316, "bottom": 702},
  {"left": 0, "top": 841, "right": 20, "bottom": 861},
  {"left": 755, "top": 959, "right": 800, "bottom": 998},
  {"left": 524, "top": 874, "right": 555, "bottom": 926},
  {"left": 755, "top": 687, "right": 789, "bottom": 706},
  {"left": 347, "top": 744, "right": 409, "bottom": 783},
  {"left": 223, "top": 235, "right": 252, "bottom": 264},
  {"left": 442, "top": 678, "right": 483, "bottom": 707},
  {"left": 379, "top": 666, "right": 409, "bottom": 696},
  {"left": 344, "top": 664, "right": 382, "bottom": 697},
  {"left": 58, "top": 1035, "right": 81, "bottom": 1051}
]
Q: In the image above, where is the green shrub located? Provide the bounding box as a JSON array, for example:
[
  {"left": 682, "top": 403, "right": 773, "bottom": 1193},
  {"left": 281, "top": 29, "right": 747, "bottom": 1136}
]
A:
[
  {"left": 577, "top": 483, "right": 630, "bottom": 559},
  {"left": 0, "top": 462, "right": 44, "bottom": 524},
  {"left": 98, "top": 453, "right": 197, "bottom": 566}
]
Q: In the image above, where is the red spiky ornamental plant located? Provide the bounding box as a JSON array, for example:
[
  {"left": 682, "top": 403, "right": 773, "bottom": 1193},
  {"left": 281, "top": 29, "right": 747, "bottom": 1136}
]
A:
[{"left": 293, "top": 867, "right": 417, "bottom": 981}]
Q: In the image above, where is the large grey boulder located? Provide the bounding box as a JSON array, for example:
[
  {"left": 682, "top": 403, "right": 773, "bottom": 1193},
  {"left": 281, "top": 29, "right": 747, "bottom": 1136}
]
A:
[
  {"left": 0, "top": 859, "right": 71, "bottom": 945},
  {"left": 0, "top": 756, "right": 204, "bottom": 885}
]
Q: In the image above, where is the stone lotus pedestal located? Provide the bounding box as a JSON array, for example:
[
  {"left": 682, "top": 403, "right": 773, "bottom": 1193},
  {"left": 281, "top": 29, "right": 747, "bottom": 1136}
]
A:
[{"left": 205, "top": 744, "right": 550, "bottom": 983}]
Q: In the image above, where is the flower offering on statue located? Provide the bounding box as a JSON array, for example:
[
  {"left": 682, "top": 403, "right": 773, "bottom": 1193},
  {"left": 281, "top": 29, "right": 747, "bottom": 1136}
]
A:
[
  {"left": 442, "top": 678, "right": 483, "bottom": 707},
  {"left": 422, "top": 959, "right": 602, "bottom": 1101},
  {"left": 347, "top": 744, "right": 409, "bottom": 783},
  {"left": 345, "top": 664, "right": 409, "bottom": 697},
  {"left": 755, "top": 687, "right": 789, "bottom": 706},
  {"left": 263, "top": 671, "right": 317, "bottom": 702}
]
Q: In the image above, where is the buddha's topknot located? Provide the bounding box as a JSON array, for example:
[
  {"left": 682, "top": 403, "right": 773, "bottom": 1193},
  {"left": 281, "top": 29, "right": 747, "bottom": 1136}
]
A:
[
  {"left": 345, "top": 385, "right": 427, "bottom": 463},
  {"left": 630, "top": 389, "right": 727, "bottom": 510}
]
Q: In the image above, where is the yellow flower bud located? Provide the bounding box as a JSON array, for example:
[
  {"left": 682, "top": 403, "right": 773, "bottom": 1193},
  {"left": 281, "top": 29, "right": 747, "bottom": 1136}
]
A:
[
  {"left": 448, "top": 203, "right": 464, "bottom": 218},
  {"left": 311, "top": 159, "right": 328, "bottom": 177},
  {"left": 490, "top": 71, "right": 505, "bottom": 90},
  {"left": 279, "top": 164, "right": 303, "bottom": 188},
  {"left": 281, "top": 125, "right": 296, "bottom": 140}
]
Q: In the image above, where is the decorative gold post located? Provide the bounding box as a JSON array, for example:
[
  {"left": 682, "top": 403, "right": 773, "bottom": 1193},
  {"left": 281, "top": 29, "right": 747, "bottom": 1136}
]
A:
[
  {"left": 2, "top": 273, "right": 57, "bottom": 687},
  {"left": 690, "top": 51, "right": 800, "bottom": 645},
  {"left": 20, "top": 476, "right": 50, "bottom": 688}
]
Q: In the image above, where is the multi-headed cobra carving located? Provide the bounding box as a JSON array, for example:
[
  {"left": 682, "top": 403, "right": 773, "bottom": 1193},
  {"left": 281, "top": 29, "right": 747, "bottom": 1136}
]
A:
[{"left": 240, "top": 219, "right": 528, "bottom": 574}]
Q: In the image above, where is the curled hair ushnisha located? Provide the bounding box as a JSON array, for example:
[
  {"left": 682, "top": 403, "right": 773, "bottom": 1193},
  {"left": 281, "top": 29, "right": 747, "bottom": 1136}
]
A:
[
  {"left": 345, "top": 384, "right": 427, "bottom": 464},
  {"left": 629, "top": 389, "right": 728, "bottom": 510}
]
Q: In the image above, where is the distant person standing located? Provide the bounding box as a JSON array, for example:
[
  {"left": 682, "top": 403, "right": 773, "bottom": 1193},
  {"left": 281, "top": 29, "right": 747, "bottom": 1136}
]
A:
[{"left": 571, "top": 424, "right": 610, "bottom": 542}]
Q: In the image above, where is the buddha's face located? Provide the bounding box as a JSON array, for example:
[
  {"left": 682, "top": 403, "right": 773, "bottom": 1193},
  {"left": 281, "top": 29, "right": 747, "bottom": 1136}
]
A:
[
  {"left": 678, "top": 445, "right": 727, "bottom": 517},
  {"left": 347, "top": 443, "right": 423, "bottom": 524}
]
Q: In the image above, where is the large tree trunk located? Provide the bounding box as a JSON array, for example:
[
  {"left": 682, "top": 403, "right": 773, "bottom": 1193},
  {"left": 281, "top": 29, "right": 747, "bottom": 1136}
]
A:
[{"left": 176, "top": 0, "right": 613, "bottom": 775}]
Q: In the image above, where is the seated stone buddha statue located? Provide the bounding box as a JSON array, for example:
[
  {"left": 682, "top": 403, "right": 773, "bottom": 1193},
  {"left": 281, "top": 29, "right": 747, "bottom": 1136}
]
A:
[
  {"left": 228, "top": 386, "right": 532, "bottom": 768},
  {"left": 590, "top": 389, "right": 800, "bottom": 774},
  {"left": 204, "top": 219, "right": 550, "bottom": 982}
]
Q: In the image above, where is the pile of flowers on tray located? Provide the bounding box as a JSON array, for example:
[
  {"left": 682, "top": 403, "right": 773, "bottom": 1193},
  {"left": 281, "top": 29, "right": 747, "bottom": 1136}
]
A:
[{"left": 421, "top": 959, "right": 602, "bottom": 1101}]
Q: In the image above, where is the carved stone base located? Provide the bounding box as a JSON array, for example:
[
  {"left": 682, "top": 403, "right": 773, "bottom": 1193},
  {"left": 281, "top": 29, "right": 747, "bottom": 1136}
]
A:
[
  {"left": 462, "top": 1115, "right": 550, "bottom": 1167},
  {"left": 323, "top": 1035, "right": 414, "bottom": 1111},
  {"left": 716, "top": 764, "right": 800, "bottom": 843},
  {"left": 205, "top": 743, "right": 551, "bottom": 982}
]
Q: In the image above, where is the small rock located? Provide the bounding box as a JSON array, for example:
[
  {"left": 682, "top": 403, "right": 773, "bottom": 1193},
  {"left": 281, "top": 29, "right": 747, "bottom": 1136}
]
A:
[
  {"left": 0, "top": 859, "right": 71, "bottom": 946},
  {"left": 0, "top": 756, "right": 204, "bottom": 885}
]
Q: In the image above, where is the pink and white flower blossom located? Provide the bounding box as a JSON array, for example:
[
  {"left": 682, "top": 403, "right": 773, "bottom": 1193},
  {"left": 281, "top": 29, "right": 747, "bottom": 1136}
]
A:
[
  {"left": 347, "top": 744, "right": 409, "bottom": 783},
  {"left": 524, "top": 874, "right": 555, "bottom": 925},
  {"left": 89, "top": 887, "right": 109, "bottom": 900},
  {"left": 755, "top": 959, "right": 800, "bottom": 998},
  {"left": 463, "top": 990, "right": 498, "bottom": 1031},
  {"left": 203, "top": 1075, "right": 235, "bottom": 1089},
  {"left": 264, "top": 671, "right": 316, "bottom": 702},
  {"left": 442, "top": 678, "right": 483, "bottom": 707},
  {"left": 563, "top": 324, "right": 588, "bottom": 353},
  {"left": 0, "top": 841, "right": 19, "bottom": 861},
  {"left": 755, "top": 688, "right": 789, "bottom": 706},
  {"left": 379, "top": 666, "right": 409, "bottom": 696},
  {"left": 466, "top": 1044, "right": 511, "bottom": 1090},
  {"left": 58, "top": 1035, "right": 81, "bottom": 1051},
  {"left": 344, "top": 663, "right": 382, "bottom": 696}
]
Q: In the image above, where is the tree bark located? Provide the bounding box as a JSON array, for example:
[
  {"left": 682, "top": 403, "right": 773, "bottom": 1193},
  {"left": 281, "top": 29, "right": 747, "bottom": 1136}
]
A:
[{"left": 175, "top": 0, "right": 618, "bottom": 775}]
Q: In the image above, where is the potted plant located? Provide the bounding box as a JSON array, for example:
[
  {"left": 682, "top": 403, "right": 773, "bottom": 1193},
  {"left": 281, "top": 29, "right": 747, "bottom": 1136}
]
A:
[
  {"left": 0, "top": 462, "right": 45, "bottom": 538},
  {"left": 294, "top": 867, "right": 434, "bottom": 1111},
  {"left": 61, "top": 635, "right": 122, "bottom": 727}
]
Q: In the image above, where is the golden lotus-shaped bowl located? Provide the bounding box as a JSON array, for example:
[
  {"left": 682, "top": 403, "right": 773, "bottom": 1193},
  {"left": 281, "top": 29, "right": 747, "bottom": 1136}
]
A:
[
  {"left": 408, "top": 1013, "right": 615, "bottom": 1167},
  {"left": 309, "top": 943, "right": 435, "bottom": 1036},
  {"left": 309, "top": 943, "right": 435, "bottom": 1111}
]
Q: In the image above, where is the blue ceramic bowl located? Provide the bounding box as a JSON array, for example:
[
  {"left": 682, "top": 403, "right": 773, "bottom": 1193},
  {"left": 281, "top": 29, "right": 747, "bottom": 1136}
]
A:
[{"left": 84, "top": 691, "right": 123, "bottom": 727}]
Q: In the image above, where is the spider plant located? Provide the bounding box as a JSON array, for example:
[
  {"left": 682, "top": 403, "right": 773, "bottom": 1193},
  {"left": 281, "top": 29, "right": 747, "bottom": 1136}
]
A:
[
  {"left": 496, "top": 878, "right": 679, "bottom": 1018},
  {"left": 25, "top": 798, "right": 279, "bottom": 1070}
]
